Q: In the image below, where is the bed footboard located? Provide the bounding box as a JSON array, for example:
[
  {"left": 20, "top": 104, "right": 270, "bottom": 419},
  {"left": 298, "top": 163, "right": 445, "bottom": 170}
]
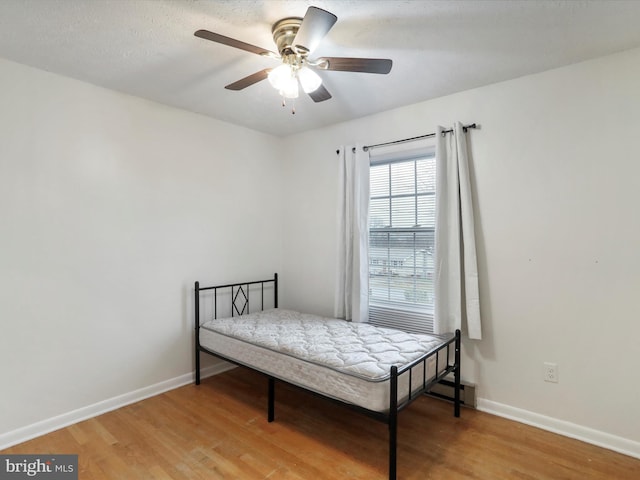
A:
[{"left": 387, "top": 329, "right": 461, "bottom": 480}]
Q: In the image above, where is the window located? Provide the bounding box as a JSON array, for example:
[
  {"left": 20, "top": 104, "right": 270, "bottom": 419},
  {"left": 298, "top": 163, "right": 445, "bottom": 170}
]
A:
[{"left": 368, "top": 149, "right": 436, "bottom": 334}]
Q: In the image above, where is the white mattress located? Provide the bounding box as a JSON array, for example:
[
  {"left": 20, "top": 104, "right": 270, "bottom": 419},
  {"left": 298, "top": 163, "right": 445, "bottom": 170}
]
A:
[{"left": 199, "top": 308, "right": 453, "bottom": 412}]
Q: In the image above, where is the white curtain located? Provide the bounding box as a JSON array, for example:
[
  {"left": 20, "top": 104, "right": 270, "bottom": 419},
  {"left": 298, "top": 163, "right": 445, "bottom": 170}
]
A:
[
  {"left": 334, "top": 144, "right": 370, "bottom": 322},
  {"left": 434, "top": 122, "right": 482, "bottom": 339}
]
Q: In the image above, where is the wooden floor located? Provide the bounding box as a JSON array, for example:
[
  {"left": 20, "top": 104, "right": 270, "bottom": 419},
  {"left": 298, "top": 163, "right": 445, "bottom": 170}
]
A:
[{"left": 3, "top": 368, "right": 639, "bottom": 479}]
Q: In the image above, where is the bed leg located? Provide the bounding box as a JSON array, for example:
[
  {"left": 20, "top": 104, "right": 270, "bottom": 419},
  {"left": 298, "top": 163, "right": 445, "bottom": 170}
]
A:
[
  {"left": 389, "top": 413, "right": 397, "bottom": 480},
  {"left": 195, "top": 281, "right": 201, "bottom": 386},
  {"left": 195, "top": 350, "right": 201, "bottom": 385},
  {"left": 389, "top": 365, "right": 398, "bottom": 480},
  {"left": 267, "top": 377, "right": 275, "bottom": 422},
  {"left": 454, "top": 329, "right": 461, "bottom": 418}
]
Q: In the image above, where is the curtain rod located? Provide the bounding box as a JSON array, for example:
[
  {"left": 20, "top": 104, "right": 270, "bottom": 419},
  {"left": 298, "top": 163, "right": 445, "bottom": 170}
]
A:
[
  {"left": 335, "top": 123, "right": 478, "bottom": 155},
  {"left": 362, "top": 123, "right": 477, "bottom": 152}
]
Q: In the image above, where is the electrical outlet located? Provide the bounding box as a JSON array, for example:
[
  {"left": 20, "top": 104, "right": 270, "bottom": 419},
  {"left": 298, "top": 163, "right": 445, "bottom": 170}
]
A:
[{"left": 544, "top": 362, "right": 559, "bottom": 383}]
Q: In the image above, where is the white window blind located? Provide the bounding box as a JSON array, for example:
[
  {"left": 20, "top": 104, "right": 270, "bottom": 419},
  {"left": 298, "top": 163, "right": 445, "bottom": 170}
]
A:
[{"left": 368, "top": 149, "right": 436, "bottom": 335}]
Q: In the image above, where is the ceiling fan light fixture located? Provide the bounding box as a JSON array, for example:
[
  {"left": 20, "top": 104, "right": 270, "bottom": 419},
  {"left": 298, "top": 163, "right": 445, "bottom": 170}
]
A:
[
  {"left": 279, "top": 84, "right": 299, "bottom": 99},
  {"left": 268, "top": 64, "right": 299, "bottom": 98},
  {"left": 298, "top": 66, "right": 322, "bottom": 93},
  {"left": 279, "top": 74, "right": 299, "bottom": 99},
  {"left": 268, "top": 64, "right": 293, "bottom": 90}
]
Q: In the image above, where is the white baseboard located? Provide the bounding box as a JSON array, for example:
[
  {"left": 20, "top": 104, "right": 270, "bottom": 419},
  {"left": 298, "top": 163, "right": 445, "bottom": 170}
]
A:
[
  {"left": 6, "top": 373, "right": 637, "bottom": 462},
  {"left": 0, "top": 363, "right": 234, "bottom": 451},
  {"left": 477, "top": 398, "right": 640, "bottom": 460}
]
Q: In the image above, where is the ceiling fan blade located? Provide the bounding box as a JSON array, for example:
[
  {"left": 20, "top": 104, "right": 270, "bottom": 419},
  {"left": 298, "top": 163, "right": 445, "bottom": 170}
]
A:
[
  {"left": 308, "top": 84, "right": 332, "bottom": 103},
  {"left": 317, "top": 57, "right": 393, "bottom": 74},
  {"left": 225, "top": 69, "right": 271, "bottom": 90},
  {"left": 293, "top": 7, "right": 337, "bottom": 55},
  {"left": 195, "top": 29, "right": 277, "bottom": 58}
]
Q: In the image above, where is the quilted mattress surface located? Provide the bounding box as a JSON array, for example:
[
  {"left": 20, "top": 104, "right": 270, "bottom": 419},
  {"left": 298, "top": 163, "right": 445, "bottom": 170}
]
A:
[{"left": 200, "top": 308, "right": 447, "bottom": 382}]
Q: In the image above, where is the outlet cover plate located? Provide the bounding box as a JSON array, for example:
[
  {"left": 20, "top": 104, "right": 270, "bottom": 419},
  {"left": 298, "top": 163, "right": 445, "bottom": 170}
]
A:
[{"left": 544, "top": 362, "right": 559, "bottom": 383}]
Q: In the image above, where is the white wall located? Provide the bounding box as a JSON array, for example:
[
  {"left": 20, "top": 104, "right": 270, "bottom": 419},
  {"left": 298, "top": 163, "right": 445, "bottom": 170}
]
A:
[
  {"left": 0, "top": 58, "right": 283, "bottom": 438},
  {"left": 281, "top": 47, "right": 640, "bottom": 453}
]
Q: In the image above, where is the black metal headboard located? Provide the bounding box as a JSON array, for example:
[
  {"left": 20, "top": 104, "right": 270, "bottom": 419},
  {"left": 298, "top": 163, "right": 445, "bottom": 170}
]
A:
[
  {"left": 194, "top": 273, "right": 278, "bottom": 385},
  {"left": 195, "top": 273, "right": 278, "bottom": 326}
]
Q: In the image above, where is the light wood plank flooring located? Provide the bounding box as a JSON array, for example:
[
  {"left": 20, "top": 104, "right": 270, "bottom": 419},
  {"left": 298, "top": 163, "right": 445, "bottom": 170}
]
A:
[{"left": 3, "top": 368, "right": 639, "bottom": 479}]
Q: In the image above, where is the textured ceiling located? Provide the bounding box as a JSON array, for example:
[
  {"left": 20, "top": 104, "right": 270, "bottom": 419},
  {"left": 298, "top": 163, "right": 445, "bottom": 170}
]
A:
[{"left": 1, "top": 0, "right": 640, "bottom": 137}]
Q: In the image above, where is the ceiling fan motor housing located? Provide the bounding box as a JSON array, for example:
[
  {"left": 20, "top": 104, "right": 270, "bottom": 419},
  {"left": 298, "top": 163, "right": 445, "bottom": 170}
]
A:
[{"left": 272, "top": 17, "right": 304, "bottom": 57}]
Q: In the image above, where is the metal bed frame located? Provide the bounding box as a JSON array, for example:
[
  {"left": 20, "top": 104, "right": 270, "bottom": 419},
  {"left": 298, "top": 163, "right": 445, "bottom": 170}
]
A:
[{"left": 194, "top": 273, "right": 461, "bottom": 480}]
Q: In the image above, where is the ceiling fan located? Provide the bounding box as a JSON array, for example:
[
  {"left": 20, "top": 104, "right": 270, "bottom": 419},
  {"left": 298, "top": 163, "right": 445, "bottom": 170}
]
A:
[{"left": 194, "top": 6, "right": 392, "bottom": 112}]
